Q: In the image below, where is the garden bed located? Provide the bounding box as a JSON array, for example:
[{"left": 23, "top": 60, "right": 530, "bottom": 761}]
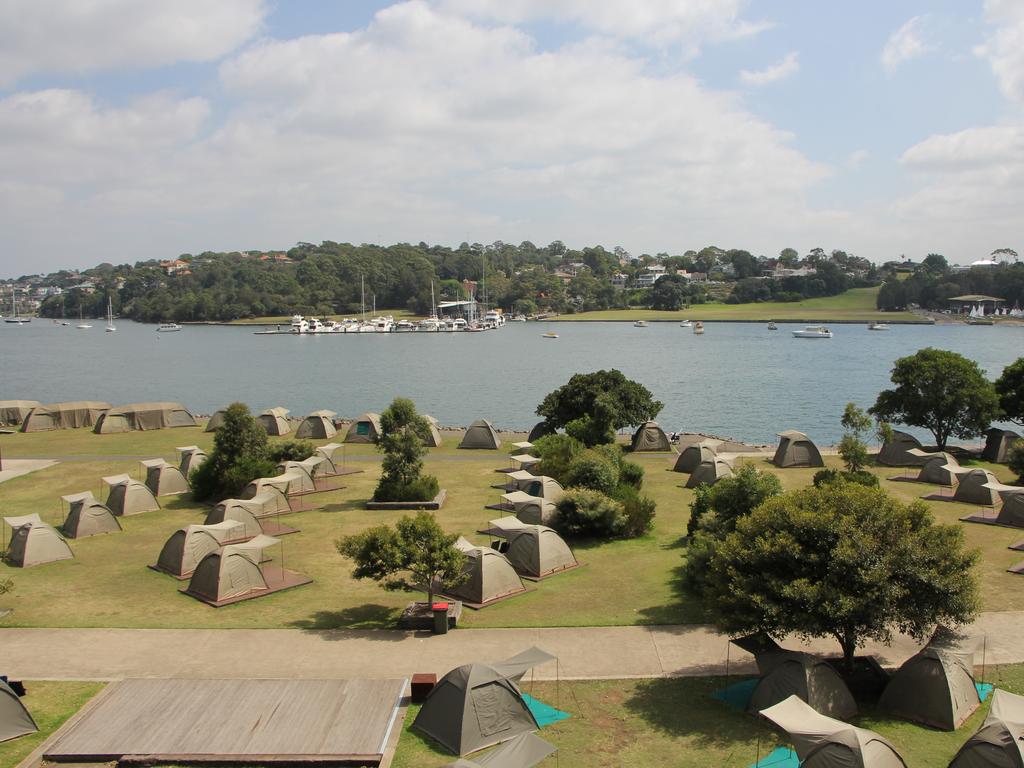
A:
[{"left": 365, "top": 489, "right": 447, "bottom": 510}]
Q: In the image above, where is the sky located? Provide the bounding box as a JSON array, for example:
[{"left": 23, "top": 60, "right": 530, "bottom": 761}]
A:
[{"left": 1, "top": 0, "right": 1023, "bottom": 277}]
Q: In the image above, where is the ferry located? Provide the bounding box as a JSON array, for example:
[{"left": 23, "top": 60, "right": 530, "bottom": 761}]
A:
[
  {"left": 157, "top": 322, "right": 182, "bottom": 332},
  {"left": 792, "top": 325, "right": 833, "bottom": 338}
]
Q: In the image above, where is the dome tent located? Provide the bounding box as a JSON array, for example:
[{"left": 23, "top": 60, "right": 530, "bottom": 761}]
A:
[
  {"left": 672, "top": 440, "right": 720, "bottom": 473},
  {"left": 295, "top": 410, "right": 337, "bottom": 439},
  {"left": 772, "top": 430, "right": 825, "bottom": 468},
  {"left": 4, "top": 518, "right": 74, "bottom": 568},
  {"left": 480, "top": 517, "right": 579, "bottom": 579},
  {"left": 739, "top": 641, "right": 857, "bottom": 720},
  {"left": 141, "top": 459, "right": 190, "bottom": 497},
  {"left": 153, "top": 522, "right": 248, "bottom": 579},
  {"left": 183, "top": 535, "right": 280, "bottom": 605},
  {"left": 422, "top": 415, "right": 444, "bottom": 447},
  {"left": 460, "top": 419, "right": 502, "bottom": 450},
  {"left": 102, "top": 474, "right": 160, "bottom": 516},
  {"left": 205, "top": 409, "right": 228, "bottom": 432},
  {"left": 345, "top": 413, "right": 382, "bottom": 444},
  {"left": 914, "top": 452, "right": 960, "bottom": 485},
  {"left": 60, "top": 492, "right": 121, "bottom": 539},
  {"left": 176, "top": 445, "right": 207, "bottom": 476},
  {"left": 0, "top": 678, "right": 38, "bottom": 743},
  {"left": 526, "top": 421, "right": 553, "bottom": 443},
  {"left": 257, "top": 407, "right": 292, "bottom": 436},
  {"left": 877, "top": 431, "right": 929, "bottom": 467},
  {"left": 440, "top": 732, "right": 556, "bottom": 768},
  {"left": 630, "top": 421, "right": 671, "bottom": 452},
  {"left": 953, "top": 469, "right": 1002, "bottom": 506},
  {"left": 948, "top": 689, "right": 1024, "bottom": 768},
  {"left": 992, "top": 488, "right": 1024, "bottom": 528},
  {"left": 239, "top": 476, "right": 292, "bottom": 513},
  {"left": 443, "top": 538, "right": 526, "bottom": 608},
  {"left": 685, "top": 457, "right": 734, "bottom": 488},
  {"left": 983, "top": 428, "right": 1021, "bottom": 464},
  {"left": 501, "top": 491, "right": 557, "bottom": 526}
]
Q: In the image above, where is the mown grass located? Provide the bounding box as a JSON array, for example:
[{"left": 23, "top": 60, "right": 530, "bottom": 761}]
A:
[{"left": 0, "top": 681, "right": 103, "bottom": 768}]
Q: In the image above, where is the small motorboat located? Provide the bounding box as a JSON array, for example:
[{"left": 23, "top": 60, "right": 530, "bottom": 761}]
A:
[
  {"left": 693, "top": 321, "right": 704, "bottom": 335},
  {"left": 867, "top": 321, "right": 890, "bottom": 331},
  {"left": 767, "top": 321, "right": 777, "bottom": 330},
  {"left": 679, "top": 320, "right": 693, "bottom": 328},
  {"left": 634, "top": 320, "right": 648, "bottom": 327},
  {"left": 792, "top": 325, "right": 833, "bottom": 338},
  {"left": 542, "top": 329, "right": 559, "bottom": 339}
]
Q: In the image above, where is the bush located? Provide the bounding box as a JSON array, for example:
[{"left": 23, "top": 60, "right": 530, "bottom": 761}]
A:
[
  {"left": 373, "top": 397, "right": 437, "bottom": 502},
  {"left": 553, "top": 489, "right": 626, "bottom": 538},
  {"left": 269, "top": 440, "right": 315, "bottom": 463},
  {"left": 374, "top": 474, "right": 440, "bottom": 502},
  {"left": 813, "top": 468, "right": 879, "bottom": 488},
  {"left": 622, "top": 492, "right": 656, "bottom": 537},
  {"left": 564, "top": 450, "right": 620, "bottom": 494},
  {"left": 619, "top": 460, "right": 645, "bottom": 489},
  {"left": 190, "top": 402, "right": 273, "bottom": 501},
  {"left": 1009, "top": 441, "right": 1024, "bottom": 483},
  {"left": 532, "top": 433, "right": 584, "bottom": 483}
]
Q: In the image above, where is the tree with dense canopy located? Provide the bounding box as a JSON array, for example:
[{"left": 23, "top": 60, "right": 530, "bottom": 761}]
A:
[
  {"left": 995, "top": 357, "right": 1024, "bottom": 427},
  {"left": 870, "top": 348, "right": 1000, "bottom": 449},
  {"left": 374, "top": 397, "right": 439, "bottom": 502},
  {"left": 190, "top": 402, "right": 275, "bottom": 501},
  {"left": 703, "top": 482, "right": 979, "bottom": 671}
]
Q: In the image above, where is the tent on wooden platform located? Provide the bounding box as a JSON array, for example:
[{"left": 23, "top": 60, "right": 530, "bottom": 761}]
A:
[
  {"left": 510, "top": 454, "right": 541, "bottom": 472},
  {"left": 4, "top": 519, "right": 73, "bottom": 568},
  {"left": 983, "top": 428, "right": 1022, "bottom": 464},
  {"left": 952, "top": 468, "right": 1002, "bottom": 506},
  {"left": 480, "top": 517, "right": 578, "bottom": 579},
  {"left": 913, "top": 451, "right": 960, "bottom": 485},
  {"left": 141, "top": 459, "right": 190, "bottom": 497},
  {"left": 520, "top": 476, "right": 564, "bottom": 502},
  {"left": 685, "top": 457, "right": 734, "bottom": 488},
  {"left": 948, "top": 689, "right": 1024, "bottom": 768},
  {"left": 153, "top": 521, "right": 248, "bottom": 579},
  {"left": 442, "top": 733, "right": 556, "bottom": 768},
  {"left": 239, "top": 476, "right": 292, "bottom": 513},
  {"left": 176, "top": 445, "right": 207, "bottom": 476},
  {"left": 314, "top": 443, "right": 344, "bottom": 475},
  {"left": 991, "top": 488, "right": 1024, "bottom": 528},
  {"left": 413, "top": 663, "right": 540, "bottom": 755},
  {"left": 345, "top": 413, "right": 382, "bottom": 444},
  {"left": 103, "top": 474, "right": 160, "bottom": 516},
  {"left": 877, "top": 431, "right": 929, "bottom": 467},
  {"left": 500, "top": 492, "right": 556, "bottom": 526},
  {"left": 631, "top": 421, "right": 671, "bottom": 452},
  {"left": 0, "top": 400, "right": 38, "bottom": 427},
  {"left": 206, "top": 498, "right": 297, "bottom": 538},
  {"left": 183, "top": 535, "right": 311, "bottom": 606},
  {"left": 423, "top": 415, "right": 443, "bottom": 447},
  {"left": 444, "top": 538, "right": 526, "bottom": 608},
  {"left": 460, "top": 420, "right": 502, "bottom": 450},
  {"left": 274, "top": 461, "right": 317, "bottom": 495},
  {"left": 60, "top": 492, "right": 121, "bottom": 539},
  {"left": 295, "top": 410, "right": 337, "bottom": 439},
  {"left": 205, "top": 409, "right": 228, "bottom": 432},
  {"left": 0, "top": 679, "right": 37, "bottom": 743},
  {"left": 772, "top": 430, "right": 825, "bottom": 468},
  {"left": 504, "top": 470, "right": 537, "bottom": 492},
  {"left": 672, "top": 440, "right": 720, "bottom": 473},
  {"left": 20, "top": 401, "right": 110, "bottom": 431},
  {"left": 257, "top": 407, "right": 292, "bottom": 436},
  {"left": 94, "top": 402, "right": 197, "bottom": 433}
]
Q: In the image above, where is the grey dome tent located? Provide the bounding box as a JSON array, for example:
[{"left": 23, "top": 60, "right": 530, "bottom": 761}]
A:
[
  {"left": 240, "top": 477, "right": 291, "bottom": 513},
  {"left": 345, "top": 412, "right": 382, "bottom": 444},
  {"left": 257, "top": 407, "right": 292, "bottom": 436},
  {"left": 685, "top": 457, "right": 734, "bottom": 488},
  {"left": 504, "top": 470, "right": 537, "bottom": 492},
  {"left": 773, "top": 430, "right": 825, "bottom": 468},
  {"left": 526, "top": 421, "right": 553, "bottom": 443},
  {"left": 206, "top": 499, "right": 271, "bottom": 539},
  {"left": 0, "top": 400, "right": 38, "bottom": 427},
  {"left": 631, "top": 421, "right": 671, "bottom": 452},
  {"left": 952, "top": 469, "right": 1002, "bottom": 506},
  {"left": 141, "top": 459, "right": 190, "bottom": 497},
  {"left": 877, "top": 626, "right": 981, "bottom": 730},
  {"left": 184, "top": 535, "right": 279, "bottom": 604},
  {"left": 672, "top": 440, "right": 720, "bottom": 473},
  {"left": 738, "top": 640, "right": 857, "bottom": 720},
  {"left": 412, "top": 663, "right": 540, "bottom": 756},
  {"left": 0, "top": 678, "right": 38, "bottom": 743},
  {"left": 949, "top": 689, "right": 1024, "bottom": 768},
  {"left": 760, "top": 695, "right": 907, "bottom": 768},
  {"left": 444, "top": 538, "right": 526, "bottom": 608},
  {"left": 983, "top": 428, "right": 1022, "bottom": 464},
  {"left": 275, "top": 461, "right": 317, "bottom": 495},
  {"left": 992, "top": 488, "right": 1024, "bottom": 528},
  {"left": 176, "top": 445, "right": 207, "bottom": 476},
  {"left": 877, "top": 431, "right": 929, "bottom": 466},
  {"left": 153, "top": 521, "right": 248, "bottom": 579},
  {"left": 60, "top": 492, "right": 121, "bottom": 539},
  {"left": 93, "top": 402, "right": 197, "bottom": 433},
  {"left": 915, "top": 452, "right": 960, "bottom": 485},
  {"left": 205, "top": 409, "right": 227, "bottom": 432},
  {"left": 423, "top": 415, "right": 444, "bottom": 447},
  {"left": 441, "top": 733, "right": 556, "bottom": 768},
  {"left": 20, "top": 401, "right": 110, "bottom": 432},
  {"left": 501, "top": 492, "right": 557, "bottom": 526},
  {"left": 295, "top": 410, "right": 337, "bottom": 439},
  {"left": 460, "top": 420, "right": 502, "bottom": 449},
  {"left": 5, "top": 519, "right": 74, "bottom": 568},
  {"left": 103, "top": 474, "right": 160, "bottom": 516},
  {"left": 481, "top": 517, "right": 579, "bottom": 579},
  {"left": 520, "top": 476, "right": 564, "bottom": 503}
]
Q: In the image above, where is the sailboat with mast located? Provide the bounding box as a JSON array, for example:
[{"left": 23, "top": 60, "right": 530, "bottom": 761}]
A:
[
  {"left": 418, "top": 281, "right": 442, "bottom": 331},
  {"left": 76, "top": 303, "right": 92, "bottom": 329},
  {"left": 105, "top": 297, "right": 116, "bottom": 332},
  {"left": 4, "top": 287, "right": 31, "bottom": 323}
]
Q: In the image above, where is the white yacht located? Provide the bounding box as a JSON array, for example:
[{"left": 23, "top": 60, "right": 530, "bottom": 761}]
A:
[
  {"left": 5, "top": 288, "right": 31, "bottom": 323},
  {"left": 395, "top": 319, "right": 416, "bottom": 332},
  {"left": 450, "top": 317, "right": 467, "bottom": 331},
  {"left": 371, "top": 315, "right": 395, "bottom": 333},
  {"left": 289, "top": 315, "right": 309, "bottom": 334},
  {"left": 307, "top": 318, "right": 326, "bottom": 333},
  {"left": 679, "top": 320, "right": 692, "bottom": 328},
  {"left": 792, "top": 325, "right": 833, "bottom": 338},
  {"left": 767, "top": 321, "right": 778, "bottom": 331},
  {"left": 105, "top": 297, "right": 116, "bottom": 332},
  {"left": 867, "top": 321, "right": 890, "bottom": 331},
  {"left": 76, "top": 306, "right": 92, "bottom": 329},
  {"left": 157, "top": 322, "right": 182, "bottom": 332},
  {"left": 418, "top": 316, "right": 442, "bottom": 332},
  {"left": 634, "top": 320, "right": 648, "bottom": 327},
  {"left": 484, "top": 309, "right": 505, "bottom": 327}
]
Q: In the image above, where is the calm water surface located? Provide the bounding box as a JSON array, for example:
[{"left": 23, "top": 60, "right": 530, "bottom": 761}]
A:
[{"left": 2, "top": 320, "right": 1021, "bottom": 445}]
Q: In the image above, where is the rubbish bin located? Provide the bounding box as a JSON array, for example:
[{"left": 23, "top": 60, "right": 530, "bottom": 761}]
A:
[{"left": 431, "top": 602, "right": 449, "bottom": 635}]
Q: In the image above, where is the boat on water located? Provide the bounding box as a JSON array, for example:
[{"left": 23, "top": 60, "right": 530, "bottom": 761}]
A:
[
  {"left": 105, "top": 297, "right": 116, "bottom": 332},
  {"left": 4, "top": 288, "right": 31, "bottom": 324},
  {"left": 767, "top": 321, "right": 777, "bottom": 330},
  {"left": 484, "top": 309, "right": 505, "bottom": 327},
  {"left": 395, "top": 319, "right": 416, "bottom": 332},
  {"left": 679, "top": 320, "right": 692, "bottom": 328},
  {"left": 76, "top": 305, "right": 92, "bottom": 329},
  {"left": 542, "top": 330, "right": 559, "bottom": 339},
  {"left": 867, "top": 321, "right": 890, "bottom": 331},
  {"left": 693, "top": 321, "right": 705, "bottom": 335},
  {"left": 792, "top": 325, "right": 833, "bottom": 338},
  {"left": 634, "top": 320, "right": 648, "bottom": 327},
  {"left": 157, "top": 322, "right": 182, "bottom": 332}
]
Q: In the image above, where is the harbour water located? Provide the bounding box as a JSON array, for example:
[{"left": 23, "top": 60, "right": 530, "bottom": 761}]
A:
[{"left": 2, "top": 320, "right": 1021, "bottom": 445}]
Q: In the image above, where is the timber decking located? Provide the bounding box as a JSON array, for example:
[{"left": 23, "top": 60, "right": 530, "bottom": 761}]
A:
[{"left": 43, "top": 678, "right": 407, "bottom": 764}]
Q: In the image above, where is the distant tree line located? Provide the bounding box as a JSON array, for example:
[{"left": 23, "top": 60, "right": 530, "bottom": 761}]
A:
[{"left": 876, "top": 253, "right": 1024, "bottom": 311}]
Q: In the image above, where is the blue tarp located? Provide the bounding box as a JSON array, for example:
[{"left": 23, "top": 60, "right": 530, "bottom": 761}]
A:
[
  {"left": 977, "top": 682, "right": 994, "bottom": 701},
  {"left": 711, "top": 678, "right": 759, "bottom": 711},
  {"left": 522, "top": 693, "right": 570, "bottom": 727},
  {"left": 749, "top": 746, "right": 799, "bottom": 768}
]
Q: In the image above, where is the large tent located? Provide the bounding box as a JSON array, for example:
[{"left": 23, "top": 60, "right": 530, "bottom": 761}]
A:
[
  {"left": 915, "top": 452, "right": 960, "bottom": 485},
  {"left": 93, "top": 402, "right": 197, "bottom": 433},
  {"left": 141, "top": 459, "right": 191, "bottom": 497},
  {"left": 5, "top": 520, "right": 74, "bottom": 568},
  {"left": 685, "top": 457, "right": 734, "bottom": 488},
  {"left": 176, "top": 445, "right": 207, "bottom": 476},
  {"left": 205, "top": 499, "right": 270, "bottom": 539},
  {"left": 0, "top": 400, "right": 39, "bottom": 427},
  {"left": 239, "top": 476, "right": 292, "bottom": 513},
  {"left": 257, "top": 407, "right": 292, "bottom": 436},
  {"left": 983, "top": 428, "right": 1022, "bottom": 464},
  {"left": 103, "top": 474, "right": 160, "bottom": 516},
  {"left": 480, "top": 517, "right": 578, "bottom": 579},
  {"left": 204, "top": 409, "right": 228, "bottom": 432},
  {"left": 442, "top": 733, "right": 556, "bottom": 768},
  {"left": 953, "top": 469, "right": 1002, "bottom": 505},
  {"left": 412, "top": 663, "right": 540, "bottom": 755},
  {"left": 631, "top": 421, "right": 671, "bottom": 452},
  {"left": 501, "top": 492, "right": 557, "bottom": 526},
  {"left": 526, "top": 422, "right": 553, "bottom": 443},
  {"left": 878, "top": 626, "right": 981, "bottom": 730},
  {"left": 672, "top": 440, "right": 720, "bottom": 473},
  {"left": 345, "top": 413, "right": 382, "bottom": 444},
  {"left": 60, "top": 492, "right": 121, "bottom": 539},
  {"left": 460, "top": 420, "right": 502, "bottom": 449},
  {"left": 184, "top": 535, "right": 279, "bottom": 603},
  {"left": 877, "top": 431, "right": 929, "bottom": 466},
  {"left": 0, "top": 678, "right": 38, "bottom": 743},
  {"left": 993, "top": 489, "right": 1024, "bottom": 528},
  {"left": 444, "top": 538, "right": 527, "bottom": 608},
  {"left": 275, "top": 461, "right": 317, "bottom": 494},
  {"left": 295, "top": 410, "right": 337, "bottom": 439},
  {"left": 772, "top": 430, "right": 825, "bottom": 468},
  {"left": 949, "top": 689, "right": 1024, "bottom": 768},
  {"left": 20, "top": 401, "right": 110, "bottom": 432},
  {"left": 760, "top": 695, "right": 907, "bottom": 768},
  {"left": 520, "top": 476, "right": 564, "bottom": 502},
  {"left": 154, "top": 522, "right": 248, "bottom": 579},
  {"left": 423, "top": 415, "right": 444, "bottom": 447}
]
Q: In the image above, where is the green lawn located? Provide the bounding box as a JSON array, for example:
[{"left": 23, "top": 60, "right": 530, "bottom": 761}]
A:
[
  {"left": 0, "top": 681, "right": 103, "bottom": 768},
  {"left": 554, "top": 287, "right": 924, "bottom": 323}
]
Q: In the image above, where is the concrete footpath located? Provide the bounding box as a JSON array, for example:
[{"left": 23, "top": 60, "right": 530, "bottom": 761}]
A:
[
  {"left": 4, "top": 611, "right": 1024, "bottom": 682},
  {"left": 0, "top": 459, "right": 57, "bottom": 484}
]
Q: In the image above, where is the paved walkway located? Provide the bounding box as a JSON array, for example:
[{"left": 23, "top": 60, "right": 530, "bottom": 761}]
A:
[
  {"left": 0, "top": 458, "right": 57, "bottom": 484},
  {"left": 4, "top": 611, "right": 1024, "bottom": 682}
]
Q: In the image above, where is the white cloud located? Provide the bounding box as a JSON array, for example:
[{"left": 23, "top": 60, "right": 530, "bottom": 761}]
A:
[
  {"left": 975, "top": 0, "right": 1024, "bottom": 104},
  {"left": 881, "top": 16, "right": 932, "bottom": 73},
  {"left": 0, "top": 0, "right": 267, "bottom": 87},
  {"left": 846, "top": 149, "right": 870, "bottom": 169},
  {"left": 739, "top": 51, "right": 799, "bottom": 86}
]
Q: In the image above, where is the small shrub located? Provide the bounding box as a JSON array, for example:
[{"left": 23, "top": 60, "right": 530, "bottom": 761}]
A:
[
  {"left": 813, "top": 468, "right": 879, "bottom": 488},
  {"left": 619, "top": 460, "right": 645, "bottom": 489},
  {"left": 269, "top": 440, "right": 315, "bottom": 463},
  {"left": 532, "top": 433, "right": 584, "bottom": 483},
  {"left": 564, "top": 450, "right": 620, "bottom": 494},
  {"left": 0, "top": 578, "right": 12, "bottom": 596},
  {"left": 1009, "top": 442, "right": 1024, "bottom": 483},
  {"left": 374, "top": 474, "right": 440, "bottom": 503},
  {"left": 621, "top": 492, "right": 656, "bottom": 537},
  {"left": 553, "top": 488, "right": 626, "bottom": 538},
  {"left": 687, "top": 483, "right": 714, "bottom": 538}
]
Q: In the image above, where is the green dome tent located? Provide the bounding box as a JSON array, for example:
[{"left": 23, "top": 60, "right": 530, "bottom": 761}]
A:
[
  {"left": 60, "top": 492, "right": 121, "bottom": 539},
  {"left": 772, "top": 430, "right": 825, "bottom": 468},
  {"left": 949, "top": 689, "right": 1024, "bottom": 768},
  {"left": 0, "top": 679, "right": 38, "bottom": 743}
]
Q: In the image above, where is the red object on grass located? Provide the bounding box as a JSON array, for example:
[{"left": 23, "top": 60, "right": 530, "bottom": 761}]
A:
[{"left": 432, "top": 602, "right": 449, "bottom": 611}]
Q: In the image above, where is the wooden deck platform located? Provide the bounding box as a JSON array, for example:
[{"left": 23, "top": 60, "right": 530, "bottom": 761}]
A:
[
  {"left": 43, "top": 678, "right": 407, "bottom": 765},
  {"left": 181, "top": 566, "right": 313, "bottom": 607}
]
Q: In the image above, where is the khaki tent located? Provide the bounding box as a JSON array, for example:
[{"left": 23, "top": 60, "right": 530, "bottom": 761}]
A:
[
  {"left": 345, "top": 413, "right": 382, "bottom": 444},
  {"left": 154, "top": 521, "right": 248, "bottom": 578},
  {"left": 0, "top": 400, "right": 39, "bottom": 427},
  {"left": 672, "top": 440, "right": 720, "bottom": 473},
  {"left": 60, "top": 492, "right": 121, "bottom": 539},
  {"left": 184, "top": 535, "right": 280, "bottom": 604},
  {"left": 992, "top": 489, "right": 1024, "bottom": 528},
  {"left": 412, "top": 663, "right": 540, "bottom": 756},
  {"left": 949, "top": 689, "right": 1024, "bottom": 768},
  {"left": 275, "top": 461, "right": 318, "bottom": 494},
  {"left": 314, "top": 443, "right": 343, "bottom": 475},
  {"left": 205, "top": 499, "right": 268, "bottom": 539},
  {"left": 0, "top": 678, "right": 38, "bottom": 743},
  {"left": 915, "top": 452, "right": 960, "bottom": 485},
  {"left": 740, "top": 643, "right": 857, "bottom": 720},
  {"left": 505, "top": 470, "right": 538, "bottom": 492},
  {"left": 142, "top": 459, "right": 191, "bottom": 497},
  {"left": 521, "top": 476, "right": 564, "bottom": 503},
  {"left": 983, "top": 429, "right": 1022, "bottom": 464},
  {"left": 176, "top": 445, "right": 207, "bottom": 477},
  {"left": 510, "top": 442, "right": 534, "bottom": 456},
  {"left": 501, "top": 492, "right": 557, "bottom": 526},
  {"left": 445, "top": 538, "right": 526, "bottom": 608},
  {"left": 953, "top": 469, "right": 1002, "bottom": 505},
  {"left": 94, "top": 402, "right": 197, "bottom": 433},
  {"left": 773, "top": 430, "right": 825, "bottom": 468},
  {"left": 20, "top": 401, "right": 110, "bottom": 432},
  {"left": 257, "top": 407, "right": 292, "bottom": 436},
  {"left": 481, "top": 517, "right": 578, "bottom": 579},
  {"left": 442, "top": 732, "right": 556, "bottom": 768},
  {"left": 877, "top": 431, "right": 929, "bottom": 467},
  {"left": 631, "top": 421, "right": 671, "bottom": 452},
  {"left": 760, "top": 695, "right": 907, "bottom": 768},
  {"left": 510, "top": 455, "right": 541, "bottom": 472},
  {"left": 240, "top": 476, "right": 292, "bottom": 513},
  {"left": 5, "top": 520, "right": 74, "bottom": 568},
  {"left": 460, "top": 420, "right": 502, "bottom": 450},
  {"left": 878, "top": 626, "right": 980, "bottom": 730},
  {"left": 527, "top": 422, "right": 553, "bottom": 443},
  {"left": 205, "top": 409, "right": 228, "bottom": 432},
  {"left": 295, "top": 410, "right": 337, "bottom": 439},
  {"left": 103, "top": 474, "right": 160, "bottom": 516},
  {"left": 685, "top": 457, "right": 734, "bottom": 488},
  {"left": 423, "top": 415, "right": 443, "bottom": 447}
]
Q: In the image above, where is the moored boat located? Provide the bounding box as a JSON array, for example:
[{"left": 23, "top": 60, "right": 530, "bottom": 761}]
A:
[
  {"left": 157, "top": 322, "right": 182, "bottom": 332},
  {"left": 792, "top": 325, "right": 832, "bottom": 338},
  {"left": 693, "top": 321, "right": 705, "bottom": 335}
]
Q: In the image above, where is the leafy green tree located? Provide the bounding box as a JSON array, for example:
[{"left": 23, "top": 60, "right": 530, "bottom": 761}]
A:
[
  {"left": 839, "top": 403, "right": 872, "bottom": 472},
  {"left": 995, "top": 358, "right": 1024, "bottom": 426},
  {"left": 1008, "top": 442, "right": 1024, "bottom": 483},
  {"left": 190, "top": 403, "right": 275, "bottom": 501},
  {"left": 336, "top": 511, "right": 466, "bottom": 605},
  {"left": 686, "top": 464, "right": 782, "bottom": 539},
  {"left": 564, "top": 450, "right": 620, "bottom": 495},
  {"left": 870, "top": 348, "right": 1000, "bottom": 449},
  {"left": 704, "top": 482, "right": 979, "bottom": 671},
  {"left": 537, "top": 370, "right": 663, "bottom": 447},
  {"left": 374, "top": 397, "right": 439, "bottom": 502}
]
